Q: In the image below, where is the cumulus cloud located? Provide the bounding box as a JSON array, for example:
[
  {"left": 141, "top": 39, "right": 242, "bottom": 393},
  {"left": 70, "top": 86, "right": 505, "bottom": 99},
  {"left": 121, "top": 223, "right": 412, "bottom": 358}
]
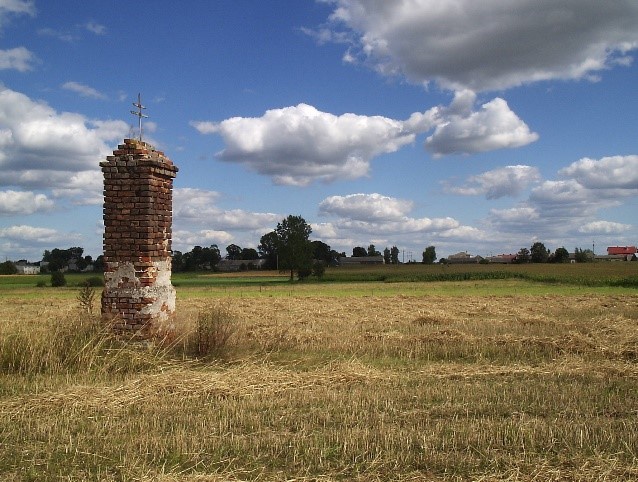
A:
[
  {"left": 173, "top": 229, "right": 234, "bottom": 253},
  {"left": 62, "top": 81, "right": 107, "bottom": 100},
  {"left": 0, "top": 224, "right": 79, "bottom": 244},
  {"left": 559, "top": 155, "right": 638, "bottom": 190},
  {"left": 319, "top": 193, "right": 413, "bottom": 221},
  {"left": 425, "top": 93, "right": 538, "bottom": 156},
  {"left": 0, "top": 190, "right": 54, "bottom": 215},
  {"left": 445, "top": 165, "right": 541, "bottom": 199},
  {"left": 0, "top": 46, "right": 36, "bottom": 71},
  {"left": 173, "top": 188, "right": 280, "bottom": 234},
  {"left": 316, "top": 192, "right": 483, "bottom": 251},
  {"left": 578, "top": 221, "right": 632, "bottom": 235},
  {"left": 0, "top": 87, "right": 128, "bottom": 197},
  {"left": 193, "top": 96, "right": 537, "bottom": 184},
  {"left": 192, "top": 104, "right": 414, "bottom": 186},
  {"left": 485, "top": 154, "right": 638, "bottom": 243},
  {"left": 319, "top": 0, "right": 638, "bottom": 92}
]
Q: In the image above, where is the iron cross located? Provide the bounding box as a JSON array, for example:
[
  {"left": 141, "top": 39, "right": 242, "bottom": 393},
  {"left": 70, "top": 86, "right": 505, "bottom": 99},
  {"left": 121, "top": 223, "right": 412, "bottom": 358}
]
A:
[{"left": 130, "top": 93, "right": 148, "bottom": 141}]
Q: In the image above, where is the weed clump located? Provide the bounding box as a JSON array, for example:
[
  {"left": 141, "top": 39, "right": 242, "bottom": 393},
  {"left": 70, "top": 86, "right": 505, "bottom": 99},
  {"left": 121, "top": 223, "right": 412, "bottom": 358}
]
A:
[
  {"left": 76, "top": 281, "right": 96, "bottom": 314},
  {"left": 50, "top": 271, "right": 66, "bottom": 287},
  {"left": 190, "top": 303, "right": 237, "bottom": 358}
]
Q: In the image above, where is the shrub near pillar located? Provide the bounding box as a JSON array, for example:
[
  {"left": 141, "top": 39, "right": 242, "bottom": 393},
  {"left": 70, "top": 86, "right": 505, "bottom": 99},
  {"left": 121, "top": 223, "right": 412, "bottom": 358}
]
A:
[{"left": 100, "top": 138, "right": 179, "bottom": 337}]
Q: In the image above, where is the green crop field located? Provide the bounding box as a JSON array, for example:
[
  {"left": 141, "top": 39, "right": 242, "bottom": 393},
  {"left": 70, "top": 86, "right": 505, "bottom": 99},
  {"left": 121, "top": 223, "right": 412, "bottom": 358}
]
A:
[{"left": 1, "top": 264, "right": 637, "bottom": 480}]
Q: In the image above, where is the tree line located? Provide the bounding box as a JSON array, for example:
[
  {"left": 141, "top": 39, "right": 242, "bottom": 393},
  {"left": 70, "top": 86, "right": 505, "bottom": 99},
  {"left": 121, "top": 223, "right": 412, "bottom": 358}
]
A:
[
  {"left": 0, "top": 215, "right": 604, "bottom": 279},
  {"left": 513, "top": 242, "right": 594, "bottom": 263}
]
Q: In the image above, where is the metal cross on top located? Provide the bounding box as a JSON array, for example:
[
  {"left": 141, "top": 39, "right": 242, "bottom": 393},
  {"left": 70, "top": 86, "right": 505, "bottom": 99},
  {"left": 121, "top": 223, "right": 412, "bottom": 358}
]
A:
[{"left": 130, "top": 93, "right": 148, "bottom": 142}]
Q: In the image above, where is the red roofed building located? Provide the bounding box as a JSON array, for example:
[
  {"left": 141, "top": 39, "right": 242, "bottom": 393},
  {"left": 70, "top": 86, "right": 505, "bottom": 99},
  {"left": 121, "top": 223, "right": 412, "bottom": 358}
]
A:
[{"left": 607, "top": 246, "right": 637, "bottom": 256}]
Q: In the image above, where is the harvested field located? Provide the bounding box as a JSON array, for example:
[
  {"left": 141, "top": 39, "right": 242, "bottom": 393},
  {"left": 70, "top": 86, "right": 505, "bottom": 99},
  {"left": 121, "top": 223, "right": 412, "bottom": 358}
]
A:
[{"left": 0, "top": 280, "right": 637, "bottom": 481}]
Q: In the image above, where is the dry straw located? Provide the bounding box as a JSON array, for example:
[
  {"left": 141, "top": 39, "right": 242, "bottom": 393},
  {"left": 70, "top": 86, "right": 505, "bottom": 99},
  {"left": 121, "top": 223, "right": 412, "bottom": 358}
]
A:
[{"left": 0, "top": 287, "right": 636, "bottom": 480}]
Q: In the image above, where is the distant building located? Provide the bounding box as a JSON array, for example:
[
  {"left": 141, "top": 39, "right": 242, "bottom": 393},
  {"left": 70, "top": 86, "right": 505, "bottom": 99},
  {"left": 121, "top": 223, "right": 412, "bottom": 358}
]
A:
[
  {"left": 338, "top": 256, "right": 385, "bottom": 266},
  {"left": 607, "top": 246, "right": 637, "bottom": 256},
  {"left": 216, "top": 259, "right": 267, "bottom": 272},
  {"left": 15, "top": 261, "right": 40, "bottom": 275},
  {"left": 595, "top": 254, "right": 634, "bottom": 262},
  {"left": 446, "top": 252, "right": 484, "bottom": 264},
  {"left": 485, "top": 254, "right": 517, "bottom": 264}
]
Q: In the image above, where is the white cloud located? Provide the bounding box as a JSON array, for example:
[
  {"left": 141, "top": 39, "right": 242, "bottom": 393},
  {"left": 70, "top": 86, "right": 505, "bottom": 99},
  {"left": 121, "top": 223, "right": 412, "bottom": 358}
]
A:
[
  {"left": 193, "top": 95, "right": 537, "bottom": 183},
  {"left": 0, "top": 47, "right": 36, "bottom": 71},
  {"left": 0, "top": 0, "right": 34, "bottom": 14},
  {"left": 0, "top": 0, "right": 35, "bottom": 23},
  {"left": 445, "top": 165, "right": 541, "bottom": 199},
  {"left": 578, "top": 221, "right": 632, "bottom": 235},
  {"left": 62, "top": 81, "right": 107, "bottom": 100},
  {"left": 0, "top": 190, "right": 53, "bottom": 215},
  {"left": 84, "top": 21, "right": 106, "bottom": 35},
  {"left": 559, "top": 155, "right": 638, "bottom": 190},
  {"left": 321, "top": 0, "right": 638, "bottom": 92},
  {"left": 319, "top": 193, "right": 413, "bottom": 221},
  {"left": 51, "top": 171, "right": 103, "bottom": 205},
  {"left": 173, "top": 188, "right": 280, "bottom": 233},
  {"left": 191, "top": 103, "right": 414, "bottom": 186},
  {"left": 0, "top": 87, "right": 128, "bottom": 199},
  {"left": 0, "top": 224, "right": 77, "bottom": 244},
  {"left": 484, "top": 154, "right": 638, "bottom": 243},
  {"left": 316, "top": 192, "right": 482, "bottom": 251},
  {"left": 425, "top": 93, "right": 539, "bottom": 156},
  {"left": 529, "top": 180, "right": 619, "bottom": 216},
  {"left": 173, "top": 229, "right": 234, "bottom": 253},
  {"left": 37, "top": 27, "right": 76, "bottom": 42}
]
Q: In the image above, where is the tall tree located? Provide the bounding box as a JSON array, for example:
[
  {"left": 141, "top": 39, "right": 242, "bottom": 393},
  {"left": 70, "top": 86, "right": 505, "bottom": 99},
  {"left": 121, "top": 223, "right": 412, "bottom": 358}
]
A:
[
  {"left": 311, "top": 240, "right": 332, "bottom": 264},
  {"left": 422, "top": 246, "right": 437, "bottom": 264},
  {"left": 530, "top": 242, "right": 550, "bottom": 263},
  {"left": 367, "top": 244, "right": 381, "bottom": 257},
  {"left": 516, "top": 247, "right": 530, "bottom": 263},
  {"left": 551, "top": 247, "right": 570, "bottom": 263},
  {"left": 275, "top": 215, "right": 313, "bottom": 280},
  {"left": 574, "top": 247, "right": 594, "bottom": 263},
  {"left": 0, "top": 261, "right": 17, "bottom": 275},
  {"left": 240, "top": 248, "right": 259, "bottom": 260},
  {"left": 383, "top": 247, "right": 391, "bottom": 264},
  {"left": 42, "top": 247, "right": 81, "bottom": 272},
  {"left": 352, "top": 246, "right": 367, "bottom": 257},
  {"left": 390, "top": 246, "right": 400, "bottom": 265},
  {"left": 225, "top": 244, "right": 242, "bottom": 260},
  {"left": 258, "top": 231, "right": 279, "bottom": 269}
]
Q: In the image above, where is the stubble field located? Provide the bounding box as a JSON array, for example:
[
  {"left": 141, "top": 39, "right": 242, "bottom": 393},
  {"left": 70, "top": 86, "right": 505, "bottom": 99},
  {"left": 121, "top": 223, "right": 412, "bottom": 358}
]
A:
[{"left": 0, "top": 266, "right": 637, "bottom": 481}]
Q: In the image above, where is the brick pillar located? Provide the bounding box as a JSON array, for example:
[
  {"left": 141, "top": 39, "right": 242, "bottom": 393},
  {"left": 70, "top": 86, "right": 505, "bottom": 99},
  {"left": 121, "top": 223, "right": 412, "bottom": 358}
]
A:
[{"left": 100, "top": 138, "right": 179, "bottom": 336}]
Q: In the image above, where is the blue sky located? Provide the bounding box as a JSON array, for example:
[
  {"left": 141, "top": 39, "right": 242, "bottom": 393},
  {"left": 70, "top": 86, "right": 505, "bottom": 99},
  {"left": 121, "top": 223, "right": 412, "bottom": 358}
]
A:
[{"left": 1, "top": 0, "right": 637, "bottom": 262}]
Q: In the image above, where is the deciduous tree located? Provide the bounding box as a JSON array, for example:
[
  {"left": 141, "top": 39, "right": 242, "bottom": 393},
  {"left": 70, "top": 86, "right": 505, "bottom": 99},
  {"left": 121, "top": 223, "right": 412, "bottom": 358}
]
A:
[
  {"left": 422, "top": 246, "right": 437, "bottom": 264},
  {"left": 275, "top": 215, "right": 313, "bottom": 281},
  {"left": 258, "top": 231, "right": 279, "bottom": 270},
  {"left": 390, "top": 246, "right": 400, "bottom": 265},
  {"left": 530, "top": 242, "right": 549, "bottom": 263},
  {"left": 352, "top": 246, "right": 367, "bottom": 257},
  {"left": 383, "top": 247, "right": 391, "bottom": 264},
  {"left": 367, "top": 244, "right": 380, "bottom": 257},
  {"left": 225, "top": 244, "right": 242, "bottom": 260},
  {"left": 240, "top": 248, "right": 259, "bottom": 260},
  {"left": 551, "top": 247, "right": 570, "bottom": 263},
  {"left": 516, "top": 247, "right": 530, "bottom": 263}
]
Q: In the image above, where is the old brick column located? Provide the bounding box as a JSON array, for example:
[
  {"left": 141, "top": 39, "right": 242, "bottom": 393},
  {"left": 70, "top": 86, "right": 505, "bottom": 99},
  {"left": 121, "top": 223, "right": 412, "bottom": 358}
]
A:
[{"left": 100, "top": 138, "right": 179, "bottom": 336}]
